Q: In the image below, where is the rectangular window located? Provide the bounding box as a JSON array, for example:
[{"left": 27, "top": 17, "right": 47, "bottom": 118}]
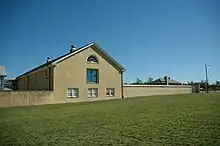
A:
[
  {"left": 67, "top": 88, "right": 79, "bottom": 98},
  {"left": 106, "top": 88, "right": 115, "bottom": 96},
  {"left": 88, "top": 88, "right": 98, "bottom": 98},
  {"left": 87, "top": 69, "right": 99, "bottom": 83}
]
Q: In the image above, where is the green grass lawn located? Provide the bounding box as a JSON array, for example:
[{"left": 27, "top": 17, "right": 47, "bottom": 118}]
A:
[{"left": 0, "top": 94, "right": 220, "bottom": 146}]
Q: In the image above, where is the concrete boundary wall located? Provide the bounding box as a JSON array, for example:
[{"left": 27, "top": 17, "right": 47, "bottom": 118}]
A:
[
  {"left": 123, "top": 85, "right": 192, "bottom": 98},
  {"left": 0, "top": 91, "right": 54, "bottom": 108},
  {"left": 0, "top": 85, "right": 193, "bottom": 108}
]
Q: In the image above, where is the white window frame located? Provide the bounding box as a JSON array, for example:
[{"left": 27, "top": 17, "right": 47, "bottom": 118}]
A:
[
  {"left": 67, "top": 88, "right": 79, "bottom": 98},
  {"left": 106, "top": 88, "right": 115, "bottom": 97},
  {"left": 88, "top": 88, "right": 98, "bottom": 98},
  {"left": 87, "top": 55, "right": 99, "bottom": 64}
]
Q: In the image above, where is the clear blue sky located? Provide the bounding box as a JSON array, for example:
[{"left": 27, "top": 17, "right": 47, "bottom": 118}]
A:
[{"left": 0, "top": 0, "right": 219, "bottom": 83}]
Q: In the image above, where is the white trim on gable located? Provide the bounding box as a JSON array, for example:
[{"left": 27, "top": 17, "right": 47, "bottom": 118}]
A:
[
  {"left": 52, "top": 43, "right": 95, "bottom": 65},
  {"left": 16, "top": 42, "right": 125, "bottom": 79},
  {"left": 51, "top": 42, "right": 126, "bottom": 72}
]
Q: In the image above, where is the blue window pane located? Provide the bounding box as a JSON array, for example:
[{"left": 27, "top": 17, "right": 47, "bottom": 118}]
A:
[{"left": 87, "top": 69, "right": 98, "bottom": 83}]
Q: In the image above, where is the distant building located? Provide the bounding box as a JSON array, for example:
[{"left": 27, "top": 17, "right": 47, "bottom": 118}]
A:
[
  {"left": 151, "top": 76, "right": 182, "bottom": 85},
  {"left": 0, "top": 66, "right": 16, "bottom": 91},
  {"left": 0, "top": 66, "right": 7, "bottom": 90},
  {"left": 4, "top": 78, "right": 16, "bottom": 90}
]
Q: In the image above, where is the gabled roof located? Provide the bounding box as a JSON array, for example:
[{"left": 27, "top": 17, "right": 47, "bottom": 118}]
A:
[
  {"left": 0, "top": 66, "right": 7, "bottom": 77},
  {"left": 158, "top": 77, "right": 181, "bottom": 84},
  {"left": 16, "top": 42, "right": 125, "bottom": 79},
  {"left": 51, "top": 42, "right": 126, "bottom": 71},
  {"left": 152, "top": 77, "right": 182, "bottom": 84}
]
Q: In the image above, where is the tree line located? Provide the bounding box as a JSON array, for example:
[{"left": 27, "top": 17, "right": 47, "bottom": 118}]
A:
[
  {"left": 125, "top": 77, "right": 220, "bottom": 91},
  {"left": 124, "top": 77, "right": 154, "bottom": 85},
  {"left": 187, "top": 80, "right": 220, "bottom": 91}
]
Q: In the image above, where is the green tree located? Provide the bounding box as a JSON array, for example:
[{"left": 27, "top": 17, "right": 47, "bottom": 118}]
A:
[
  {"left": 216, "top": 81, "right": 220, "bottom": 86},
  {"left": 130, "top": 77, "right": 143, "bottom": 85},
  {"left": 200, "top": 80, "right": 206, "bottom": 89},
  {"left": 147, "top": 77, "right": 154, "bottom": 84},
  {"left": 136, "top": 78, "right": 143, "bottom": 84},
  {"left": 187, "top": 81, "right": 194, "bottom": 85},
  {"left": 216, "top": 81, "right": 220, "bottom": 90}
]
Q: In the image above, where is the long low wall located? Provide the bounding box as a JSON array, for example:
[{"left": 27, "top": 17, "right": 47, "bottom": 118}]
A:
[
  {"left": 123, "top": 85, "right": 192, "bottom": 98},
  {"left": 0, "top": 85, "right": 193, "bottom": 108},
  {"left": 0, "top": 91, "right": 54, "bottom": 108}
]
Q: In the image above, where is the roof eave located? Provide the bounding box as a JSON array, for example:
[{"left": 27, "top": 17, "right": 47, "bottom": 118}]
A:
[
  {"left": 16, "top": 42, "right": 126, "bottom": 78},
  {"left": 52, "top": 42, "right": 126, "bottom": 72},
  {"left": 92, "top": 42, "right": 126, "bottom": 72},
  {"left": 52, "top": 43, "right": 95, "bottom": 65}
]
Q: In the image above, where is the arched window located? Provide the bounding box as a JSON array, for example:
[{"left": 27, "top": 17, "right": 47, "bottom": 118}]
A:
[{"left": 87, "top": 55, "right": 98, "bottom": 63}]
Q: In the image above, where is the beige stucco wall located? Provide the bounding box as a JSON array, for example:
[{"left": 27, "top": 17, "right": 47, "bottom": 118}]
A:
[
  {"left": 17, "top": 67, "right": 52, "bottom": 91},
  {"left": 0, "top": 91, "right": 54, "bottom": 108},
  {"left": 0, "top": 85, "right": 193, "bottom": 107},
  {"left": 53, "top": 46, "right": 122, "bottom": 103},
  {"left": 123, "top": 85, "right": 192, "bottom": 98}
]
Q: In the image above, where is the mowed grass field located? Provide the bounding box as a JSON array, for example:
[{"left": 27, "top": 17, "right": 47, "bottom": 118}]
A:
[{"left": 0, "top": 94, "right": 220, "bottom": 146}]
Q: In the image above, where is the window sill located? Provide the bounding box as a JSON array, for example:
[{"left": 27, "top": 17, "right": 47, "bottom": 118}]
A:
[
  {"left": 87, "top": 62, "right": 99, "bottom": 64},
  {"left": 67, "top": 96, "right": 79, "bottom": 98},
  {"left": 87, "top": 82, "right": 99, "bottom": 84}
]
